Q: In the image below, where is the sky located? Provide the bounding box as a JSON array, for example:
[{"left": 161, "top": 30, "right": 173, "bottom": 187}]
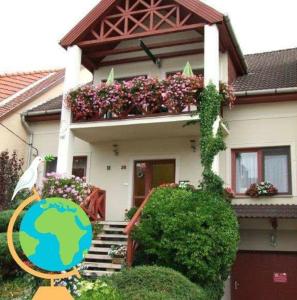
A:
[{"left": 0, "top": 0, "right": 296, "bottom": 73}]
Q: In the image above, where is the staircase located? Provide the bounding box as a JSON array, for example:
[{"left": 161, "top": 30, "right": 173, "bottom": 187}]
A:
[{"left": 83, "top": 221, "right": 128, "bottom": 276}]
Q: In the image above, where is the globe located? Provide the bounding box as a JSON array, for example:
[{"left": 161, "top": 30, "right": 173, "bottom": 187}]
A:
[{"left": 19, "top": 197, "right": 92, "bottom": 272}]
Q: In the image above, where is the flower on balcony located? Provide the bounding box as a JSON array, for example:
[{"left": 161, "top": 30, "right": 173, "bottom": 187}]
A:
[
  {"left": 66, "top": 73, "right": 235, "bottom": 121},
  {"left": 246, "top": 182, "right": 278, "bottom": 198},
  {"left": 224, "top": 187, "right": 235, "bottom": 200},
  {"left": 42, "top": 172, "right": 92, "bottom": 203}
]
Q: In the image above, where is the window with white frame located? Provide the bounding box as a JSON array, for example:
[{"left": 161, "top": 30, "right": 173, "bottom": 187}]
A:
[{"left": 232, "top": 147, "right": 291, "bottom": 194}]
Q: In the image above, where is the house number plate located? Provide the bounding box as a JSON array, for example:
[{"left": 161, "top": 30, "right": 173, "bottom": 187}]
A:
[{"left": 273, "top": 273, "right": 287, "bottom": 283}]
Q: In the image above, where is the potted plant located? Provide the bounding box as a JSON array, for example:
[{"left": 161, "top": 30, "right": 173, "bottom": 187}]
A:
[
  {"left": 108, "top": 245, "right": 127, "bottom": 264},
  {"left": 246, "top": 182, "right": 278, "bottom": 198}
]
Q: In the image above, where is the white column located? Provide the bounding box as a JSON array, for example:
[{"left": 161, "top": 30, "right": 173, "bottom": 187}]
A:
[
  {"left": 204, "top": 24, "right": 220, "bottom": 174},
  {"left": 57, "top": 45, "right": 82, "bottom": 175},
  {"left": 204, "top": 24, "right": 220, "bottom": 88}
]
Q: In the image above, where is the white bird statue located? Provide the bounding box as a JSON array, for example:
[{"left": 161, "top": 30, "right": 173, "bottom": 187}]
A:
[{"left": 11, "top": 156, "right": 44, "bottom": 201}]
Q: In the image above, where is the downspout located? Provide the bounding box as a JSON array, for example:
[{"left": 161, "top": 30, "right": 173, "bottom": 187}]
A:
[{"left": 21, "top": 113, "right": 37, "bottom": 165}]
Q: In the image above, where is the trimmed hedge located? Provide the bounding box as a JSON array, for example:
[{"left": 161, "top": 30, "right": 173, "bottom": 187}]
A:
[
  {"left": 132, "top": 188, "right": 239, "bottom": 299},
  {"left": 104, "top": 266, "right": 207, "bottom": 300},
  {"left": 0, "top": 232, "right": 24, "bottom": 278},
  {"left": 0, "top": 210, "right": 25, "bottom": 233}
]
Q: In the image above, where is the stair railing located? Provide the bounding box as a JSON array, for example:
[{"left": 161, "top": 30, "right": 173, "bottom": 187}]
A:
[
  {"left": 81, "top": 187, "right": 106, "bottom": 221},
  {"left": 124, "top": 188, "right": 155, "bottom": 267}
]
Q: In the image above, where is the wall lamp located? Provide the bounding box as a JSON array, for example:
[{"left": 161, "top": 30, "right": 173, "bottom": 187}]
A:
[
  {"left": 190, "top": 139, "right": 197, "bottom": 152},
  {"left": 113, "top": 144, "right": 119, "bottom": 156}
]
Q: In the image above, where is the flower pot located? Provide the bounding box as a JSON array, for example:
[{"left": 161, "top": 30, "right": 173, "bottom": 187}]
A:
[{"left": 112, "top": 257, "right": 125, "bottom": 265}]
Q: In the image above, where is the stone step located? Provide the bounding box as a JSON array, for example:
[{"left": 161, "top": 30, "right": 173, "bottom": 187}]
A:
[
  {"left": 103, "top": 226, "right": 125, "bottom": 232},
  {"left": 92, "top": 240, "right": 127, "bottom": 246},
  {"left": 83, "top": 270, "right": 114, "bottom": 277},
  {"left": 85, "top": 254, "right": 111, "bottom": 260},
  {"left": 84, "top": 262, "right": 122, "bottom": 269},
  {"left": 89, "top": 246, "right": 111, "bottom": 253},
  {"left": 100, "top": 234, "right": 128, "bottom": 239},
  {"left": 99, "top": 221, "right": 128, "bottom": 226}
]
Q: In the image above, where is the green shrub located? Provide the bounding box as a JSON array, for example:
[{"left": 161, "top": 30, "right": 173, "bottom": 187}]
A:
[
  {"left": 125, "top": 207, "right": 138, "bottom": 221},
  {"left": 0, "top": 232, "right": 24, "bottom": 278},
  {"left": 104, "top": 266, "right": 207, "bottom": 300},
  {"left": 132, "top": 188, "right": 239, "bottom": 299},
  {"left": 0, "top": 210, "right": 25, "bottom": 233},
  {"left": 77, "top": 279, "right": 120, "bottom": 300}
]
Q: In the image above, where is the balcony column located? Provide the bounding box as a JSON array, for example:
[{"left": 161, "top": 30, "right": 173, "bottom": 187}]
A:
[
  {"left": 57, "top": 45, "right": 82, "bottom": 175},
  {"left": 204, "top": 24, "right": 220, "bottom": 174}
]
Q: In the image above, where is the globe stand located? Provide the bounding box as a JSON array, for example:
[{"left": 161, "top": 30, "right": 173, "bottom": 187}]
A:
[
  {"left": 33, "top": 286, "right": 74, "bottom": 300},
  {"left": 7, "top": 188, "right": 84, "bottom": 300}
]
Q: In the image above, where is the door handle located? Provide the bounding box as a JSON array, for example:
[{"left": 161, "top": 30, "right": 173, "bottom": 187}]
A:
[{"left": 234, "top": 281, "right": 240, "bottom": 290}]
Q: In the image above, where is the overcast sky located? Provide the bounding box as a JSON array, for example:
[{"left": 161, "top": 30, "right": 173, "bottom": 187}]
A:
[{"left": 0, "top": 0, "right": 296, "bottom": 73}]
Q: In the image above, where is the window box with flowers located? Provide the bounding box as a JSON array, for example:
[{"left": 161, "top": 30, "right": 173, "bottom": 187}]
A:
[
  {"left": 232, "top": 146, "right": 291, "bottom": 197},
  {"left": 246, "top": 182, "right": 278, "bottom": 198},
  {"left": 66, "top": 74, "right": 235, "bottom": 122}
]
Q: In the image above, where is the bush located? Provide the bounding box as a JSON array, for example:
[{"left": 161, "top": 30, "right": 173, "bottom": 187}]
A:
[
  {"left": 42, "top": 173, "right": 92, "bottom": 203},
  {"left": 0, "top": 151, "right": 24, "bottom": 210},
  {"left": 0, "top": 232, "right": 24, "bottom": 278},
  {"left": 0, "top": 210, "right": 25, "bottom": 233},
  {"left": 125, "top": 207, "right": 138, "bottom": 221},
  {"left": 104, "top": 266, "right": 207, "bottom": 300},
  {"left": 77, "top": 279, "right": 120, "bottom": 300},
  {"left": 132, "top": 188, "right": 239, "bottom": 299}
]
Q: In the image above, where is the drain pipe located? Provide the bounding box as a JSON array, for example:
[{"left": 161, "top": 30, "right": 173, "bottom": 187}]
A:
[{"left": 21, "top": 113, "right": 38, "bottom": 165}]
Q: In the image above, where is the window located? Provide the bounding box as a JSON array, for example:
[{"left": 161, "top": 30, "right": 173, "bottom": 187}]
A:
[
  {"left": 166, "top": 69, "right": 204, "bottom": 78},
  {"left": 45, "top": 157, "right": 57, "bottom": 174},
  {"left": 232, "top": 147, "right": 291, "bottom": 194},
  {"left": 102, "top": 75, "right": 147, "bottom": 83},
  {"left": 72, "top": 156, "right": 88, "bottom": 178}
]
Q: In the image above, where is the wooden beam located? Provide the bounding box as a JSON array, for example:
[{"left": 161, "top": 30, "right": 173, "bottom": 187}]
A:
[
  {"left": 78, "top": 23, "right": 206, "bottom": 48},
  {"left": 87, "top": 37, "right": 203, "bottom": 58},
  {"left": 97, "top": 48, "right": 204, "bottom": 67}
]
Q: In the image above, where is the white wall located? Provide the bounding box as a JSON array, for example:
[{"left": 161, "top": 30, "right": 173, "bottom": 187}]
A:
[
  {"left": 222, "top": 100, "right": 297, "bottom": 205},
  {"left": 93, "top": 31, "right": 229, "bottom": 83},
  {"left": 31, "top": 119, "right": 201, "bottom": 220}
]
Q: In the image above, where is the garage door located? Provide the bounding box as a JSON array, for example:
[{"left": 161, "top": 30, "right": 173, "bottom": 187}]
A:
[{"left": 232, "top": 252, "right": 297, "bottom": 300}]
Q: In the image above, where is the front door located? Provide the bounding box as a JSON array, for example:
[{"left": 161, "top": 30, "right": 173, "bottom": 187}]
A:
[
  {"left": 232, "top": 252, "right": 297, "bottom": 300},
  {"left": 133, "top": 160, "right": 176, "bottom": 207}
]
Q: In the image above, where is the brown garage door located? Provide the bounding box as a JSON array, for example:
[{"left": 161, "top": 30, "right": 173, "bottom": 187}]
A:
[{"left": 232, "top": 252, "right": 297, "bottom": 300}]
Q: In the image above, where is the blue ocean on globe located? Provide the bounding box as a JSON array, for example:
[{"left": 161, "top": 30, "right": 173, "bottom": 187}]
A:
[{"left": 19, "top": 198, "right": 92, "bottom": 272}]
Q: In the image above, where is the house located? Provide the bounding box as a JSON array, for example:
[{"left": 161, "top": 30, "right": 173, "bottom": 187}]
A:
[
  {"left": 23, "top": 0, "right": 297, "bottom": 299},
  {"left": 0, "top": 68, "right": 92, "bottom": 167}
]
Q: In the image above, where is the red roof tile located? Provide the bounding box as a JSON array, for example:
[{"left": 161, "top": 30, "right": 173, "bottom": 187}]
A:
[
  {"left": 0, "top": 70, "right": 57, "bottom": 102},
  {"left": 0, "top": 70, "right": 65, "bottom": 121}
]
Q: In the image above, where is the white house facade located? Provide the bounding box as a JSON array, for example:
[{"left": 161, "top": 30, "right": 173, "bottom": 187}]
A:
[{"left": 23, "top": 1, "right": 297, "bottom": 299}]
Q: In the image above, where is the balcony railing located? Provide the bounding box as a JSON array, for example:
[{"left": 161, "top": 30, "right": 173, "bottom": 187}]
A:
[{"left": 66, "top": 74, "right": 204, "bottom": 122}]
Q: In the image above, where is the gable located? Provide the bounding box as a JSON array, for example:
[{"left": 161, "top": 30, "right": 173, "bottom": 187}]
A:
[{"left": 60, "top": 0, "right": 223, "bottom": 49}]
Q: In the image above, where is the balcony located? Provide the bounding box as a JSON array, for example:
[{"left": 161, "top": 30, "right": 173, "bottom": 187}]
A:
[{"left": 67, "top": 74, "right": 203, "bottom": 123}]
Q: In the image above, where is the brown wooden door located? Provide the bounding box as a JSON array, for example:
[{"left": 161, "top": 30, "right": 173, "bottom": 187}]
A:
[
  {"left": 133, "top": 160, "right": 175, "bottom": 207},
  {"left": 232, "top": 252, "right": 297, "bottom": 300}
]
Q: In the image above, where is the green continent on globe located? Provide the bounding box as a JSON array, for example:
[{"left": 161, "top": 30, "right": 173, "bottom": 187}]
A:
[
  {"left": 19, "top": 231, "right": 39, "bottom": 257},
  {"left": 19, "top": 197, "right": 93, "bottom": 272},
  {"left": 36, "top": 198, "right": 89, "bottom": 266}
]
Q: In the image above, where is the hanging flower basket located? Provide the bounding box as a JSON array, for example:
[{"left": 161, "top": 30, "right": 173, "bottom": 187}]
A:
[{"left": 246, "top": 182, "right": 278, "bottom": 198}]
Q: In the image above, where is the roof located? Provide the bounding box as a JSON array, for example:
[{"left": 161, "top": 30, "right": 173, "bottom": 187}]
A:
[
  {"left": 60, "top": 0, "right": 223, "bottom": 47},
  {"left": 0, "top": 70, "right": 65, "bottom": 121},
  {"left": 233, "top": 204, "right": 297, "bottom": 219},
  {"left": 58, "top": 0, "right": 246, "bottom": 75},
  {"left": 234, "top": 48, "right": 297, "bottom": 92},
  {"left": 0, "top": 70, "right": 55, "bottom": 102},
  {"left": 27, "top": 95, "right": 63, "bottom": 113}
]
